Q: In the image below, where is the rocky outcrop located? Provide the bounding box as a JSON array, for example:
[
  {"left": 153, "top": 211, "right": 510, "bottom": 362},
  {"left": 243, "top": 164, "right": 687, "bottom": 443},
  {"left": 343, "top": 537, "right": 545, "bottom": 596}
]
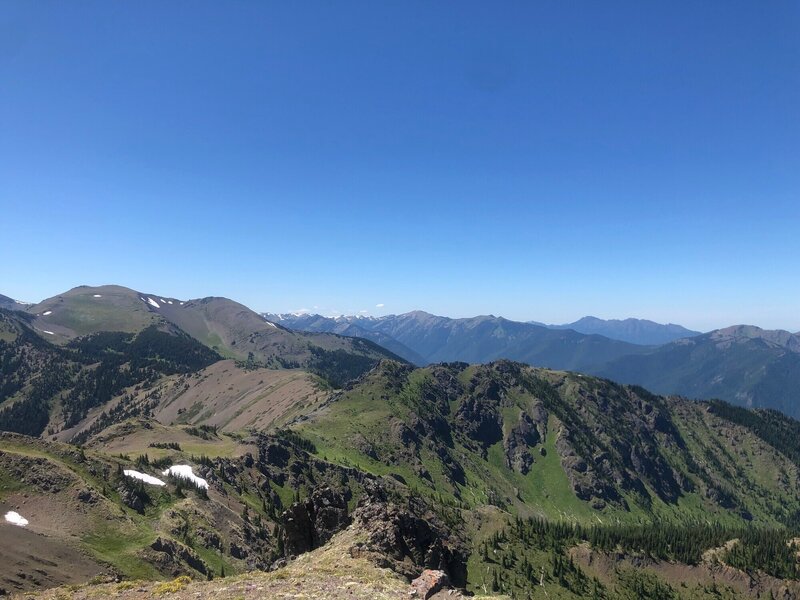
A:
[
  {"left": 116, "top": 480, "right": 148, "bottom": 513},
  {"left": 555, "top": 429, "right": 624, "bottom": 510},
  {"left": 281, "top": 486, "right": 350, "bottom": 555},
  {"left": 455, "top": 382, "right": 502, "bottom": 450},
  {"left": 348, "top": 483, "right": 467, "bottom": 586},
  {"left": 410, "top": 569, "right": 449, "bottom": 599},
  {"left": 146, "top": 537, "right": 209, "bottom": 577},
  {"left": 503, "top": 411, "right": 540, "bottom": 474}
]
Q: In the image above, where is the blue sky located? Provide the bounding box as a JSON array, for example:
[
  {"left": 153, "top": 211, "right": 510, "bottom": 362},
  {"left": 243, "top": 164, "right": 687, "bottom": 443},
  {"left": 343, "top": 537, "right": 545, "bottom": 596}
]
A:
[{"left": 1, "top": 2, "right": 798, "bottom": 331}]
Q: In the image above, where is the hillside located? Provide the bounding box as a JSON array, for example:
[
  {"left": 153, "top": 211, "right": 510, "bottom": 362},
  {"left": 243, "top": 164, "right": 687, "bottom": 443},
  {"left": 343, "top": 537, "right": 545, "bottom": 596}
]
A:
[
  {"left": 5, "top": 298, "right": 800, "bottom": 598},
  {"left": 5, "top": 358, "right": 800, "bottom": 598},
  {"left": 0, "top": 294, "right": 27, "bottom": 311},
  {"left": 0, "top": 303, "right": 395, "bottom": 442},
  {"left": 596, "top": 325, "right": 800, "bottom": 418}
]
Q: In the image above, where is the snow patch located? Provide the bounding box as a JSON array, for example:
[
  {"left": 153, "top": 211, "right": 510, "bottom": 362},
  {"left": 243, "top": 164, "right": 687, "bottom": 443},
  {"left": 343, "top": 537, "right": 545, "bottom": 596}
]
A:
[
  {"left": 147, "top": 297, "right": 160, "bottom": 309},
  {"left": 162, "top": 465, "right": 208, "bottom": 489},
  {"left": 160, "top": 299, "right": 166, "bottom": 303},
  {"left": 93, "top": 294, "right": 102, "bottom": 298},
  {"left": 42, "top": 311, "right": 52, "bottom": 316},
  {"left": 266, "top": 321, "right": 277, "bottom": 328},
  {"left": 167, "top": 300, "right": 173, "bottom": 305},
  {"left": 4, "top": 511, "right": 28, "bottom": 527},
  {"left": 42, "top": 330, "right": 54, "bottom": 335},
  {"left": 179, "top": 302, "right": 184, "bottom": 306},
  {"left": 124, "top": 470, "right": 166, "bottom": 487}
]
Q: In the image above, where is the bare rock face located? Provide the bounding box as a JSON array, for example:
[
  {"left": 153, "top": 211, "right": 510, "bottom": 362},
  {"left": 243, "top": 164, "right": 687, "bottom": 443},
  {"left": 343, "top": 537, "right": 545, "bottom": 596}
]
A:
[
  {"left": 281, "top": 486, "right": 350, "bottom": 555},
  {"left": 504, "top": 411, "right": 540, "bottom": 474},
  {"left": 116, "top": 480, "right": 147, "bottom": 513},
  {"left": 348, "top": 483, "right": 467, "bottom": 586},
  {"left": 410, "top": 569, "right": 449, "bottom": 599},
  {"left": 147, "top": 537, "right": 209, "bottom": 577}
]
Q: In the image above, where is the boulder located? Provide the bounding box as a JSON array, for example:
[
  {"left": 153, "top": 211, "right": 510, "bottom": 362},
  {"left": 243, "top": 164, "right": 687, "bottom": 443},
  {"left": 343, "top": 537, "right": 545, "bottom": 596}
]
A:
[{"left": 411, "top": 569, "right": 449, "bottom": 599}]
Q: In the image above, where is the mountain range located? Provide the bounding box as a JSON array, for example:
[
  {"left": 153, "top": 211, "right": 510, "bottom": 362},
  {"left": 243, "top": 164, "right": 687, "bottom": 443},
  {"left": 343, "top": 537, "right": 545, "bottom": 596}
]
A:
[
  {"left": 4, "top": 284, "right": 800, "bottom": 598},
  {"left": 534, "top": 315, "right": 701, "bottom": 345},
  {"left": 269, "top": 310, "right": 800, "bottom": 418}
]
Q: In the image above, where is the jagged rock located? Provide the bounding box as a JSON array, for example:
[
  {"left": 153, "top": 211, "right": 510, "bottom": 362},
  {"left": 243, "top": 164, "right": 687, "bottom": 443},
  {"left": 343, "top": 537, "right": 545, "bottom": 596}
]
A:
[
  {"left": 195, "top": 527, "right": 222, "bottom": 550},
  {"left": 389, "top": 418, "right": 419, "bottom": 448},
  {"left": 260, "top": 442, "right": 290, "bottom": 468},
  {"left": 149, "top": 537, "right": 209, "bottom": 576},
  {"left": 410, "top": 569, "right": 449, "bottom": 599},
  {"left": 281, "top": 486, "right": 350, "bottom": 555},
  {"left": 229, "top": 542, "right": 248, "bottom": 559},
  {"left": 454, "top": 381, "right": 502, "bottom": 449},
  {"left": 349, "top": 482, "right": 467, "bottom": 586},
  {"left": 117, "top": 482, "right": 146, "bottom": 513},
  {"left": 352, "top": 433, "right": 379, "bottom": 460},
  {"left": 75, "top": 488, "right": 99, "bottom": 504},
  {"left": 503, "top": 411, "right": 540, "bottom": 474}
]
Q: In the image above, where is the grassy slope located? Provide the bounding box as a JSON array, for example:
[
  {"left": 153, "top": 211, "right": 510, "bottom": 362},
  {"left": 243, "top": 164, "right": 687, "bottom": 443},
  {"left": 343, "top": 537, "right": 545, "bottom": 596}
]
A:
[{"left": 297, "top": 362, "right": 800, "bottom": 528}]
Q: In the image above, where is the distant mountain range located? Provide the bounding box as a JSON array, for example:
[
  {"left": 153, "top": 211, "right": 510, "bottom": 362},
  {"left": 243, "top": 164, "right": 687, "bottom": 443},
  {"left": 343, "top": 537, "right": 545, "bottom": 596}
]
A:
[
  {"left": 4, "top": 289, "right": 800, "bottom": 417},
  {"left": 268, "top": 311, "right": 800, "bottom": 418},
  {"left": 597, "top": 325, "right": 800, "bottom": 417},
  {"left": 532, "top": 315, "right": 701, "bottom": 345},
  {"left": 265, "top": 311, "right": 648, "bottom": 371}
]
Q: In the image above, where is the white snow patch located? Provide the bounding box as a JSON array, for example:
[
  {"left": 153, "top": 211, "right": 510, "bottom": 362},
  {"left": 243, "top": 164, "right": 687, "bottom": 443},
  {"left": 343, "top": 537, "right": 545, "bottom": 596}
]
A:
[
  {"left": 167, "top": 300, "right": 173, "bottom": 305},
  {"left": 266, "top": 321, "right": 277, "bottom": 328},
  {"left": 124, "top": 469, "right": 166, "bottom": 487},
  {"left": 162, "top": 465, "right": 208, "bottom": 489},
  {"left": 160, "top": 299, "right": 166, "bottom": 303},
  {"left": 179, "top": 302, "right": 184, "bottom": 306},
  {"left": 4, "top": 511, "right": 28, "bottom": 527},
  {"left": 42, "top": 311, "right": 52, "bottom": 316},
  {"left": 147, "top": 297, "right": 160, "bottom": 309},
  {"left": 42, "top": 330, "right": 54, "bottom": 335},
  {"left": 93, "top": 294, "right": 102, "bottom": 298}
]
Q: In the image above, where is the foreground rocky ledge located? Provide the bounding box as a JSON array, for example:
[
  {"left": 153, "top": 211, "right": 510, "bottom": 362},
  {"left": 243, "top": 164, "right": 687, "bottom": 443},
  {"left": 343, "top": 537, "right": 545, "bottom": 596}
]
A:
[{"left": 19, "top": 527, "right": 499, "bottom": 600}]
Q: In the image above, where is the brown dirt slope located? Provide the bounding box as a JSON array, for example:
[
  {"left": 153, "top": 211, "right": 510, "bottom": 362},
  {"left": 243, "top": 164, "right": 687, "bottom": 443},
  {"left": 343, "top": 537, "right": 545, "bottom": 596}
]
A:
[{"left": 55, "top": 359, "right": 328, "bottom": 445}]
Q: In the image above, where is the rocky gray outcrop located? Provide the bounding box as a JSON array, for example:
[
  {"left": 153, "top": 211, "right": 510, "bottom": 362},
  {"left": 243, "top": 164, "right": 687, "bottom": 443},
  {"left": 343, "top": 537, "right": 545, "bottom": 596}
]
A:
[
  {"left": 281, "top": 486, "right": 350, "bottom": 555},
  {"left": 146, "top": 537, "right": 209, "bottom": 577},
  {"left": 348, "top": 482, "right": 467, "bottom": 586}
]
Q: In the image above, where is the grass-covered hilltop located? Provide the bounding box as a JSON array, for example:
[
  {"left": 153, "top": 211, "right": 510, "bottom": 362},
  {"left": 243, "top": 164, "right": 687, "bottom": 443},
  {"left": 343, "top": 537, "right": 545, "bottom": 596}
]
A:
[{"left": 2, "top": 287, "right": 800, "bottom": 599}]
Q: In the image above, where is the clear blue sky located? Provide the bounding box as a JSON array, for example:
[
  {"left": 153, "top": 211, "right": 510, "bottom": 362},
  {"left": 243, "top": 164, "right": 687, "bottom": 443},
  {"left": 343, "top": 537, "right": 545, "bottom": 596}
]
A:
[{"left": 1, "top": 2, "right": 798, "bottom": 331}]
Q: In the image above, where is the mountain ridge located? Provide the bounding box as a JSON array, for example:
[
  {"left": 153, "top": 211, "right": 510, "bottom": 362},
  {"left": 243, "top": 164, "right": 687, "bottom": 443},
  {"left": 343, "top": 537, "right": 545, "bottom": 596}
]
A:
[{"left": 542, "top": 315, "right": 702, "bottom": 345}]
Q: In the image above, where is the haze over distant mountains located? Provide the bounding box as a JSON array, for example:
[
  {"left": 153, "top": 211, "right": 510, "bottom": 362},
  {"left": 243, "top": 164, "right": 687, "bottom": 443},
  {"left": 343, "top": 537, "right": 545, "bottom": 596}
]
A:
[
  {"left": 265, "top": 311, "right": 649, "bottom": 371},
  {"left": 532, "top": 315, "right": 701, "bottom": 345}
]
